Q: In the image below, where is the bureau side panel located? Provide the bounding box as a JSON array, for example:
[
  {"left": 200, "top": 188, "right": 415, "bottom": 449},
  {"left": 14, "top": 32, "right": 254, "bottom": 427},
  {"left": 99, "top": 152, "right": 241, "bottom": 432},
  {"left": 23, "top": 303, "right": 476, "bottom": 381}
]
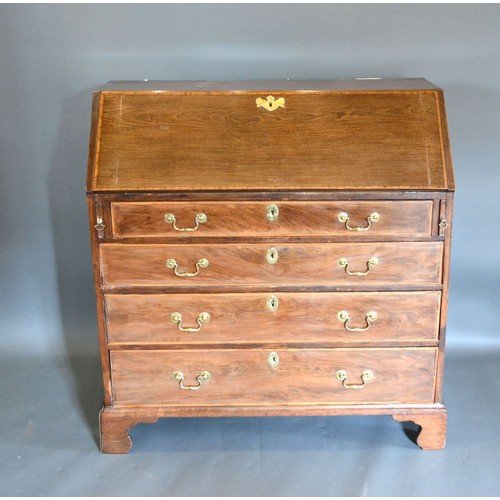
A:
[
  {"left": 434, "top": 192, "right": 454, "bottom": 402},
  {"left": 87, "top": 195, "right": 112, "bottom": 405},
  {"left": 86, "top": 92, "right": 102, "bottom": 193}
]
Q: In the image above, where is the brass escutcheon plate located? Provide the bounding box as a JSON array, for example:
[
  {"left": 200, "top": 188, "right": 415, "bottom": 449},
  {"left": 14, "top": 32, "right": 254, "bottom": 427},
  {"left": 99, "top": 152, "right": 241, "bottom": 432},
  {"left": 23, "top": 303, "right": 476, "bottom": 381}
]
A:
[
  {"left": 256, "top": 95, "right": 286, "bottom": 111},
  {"left": 268, "top": 351, "right": 280, "bottom": 369},
  {"left": 266, "top": 295, "right": 279, "bottom": 313},
  {"left": 266, "top": 204, "right": 279, "bottom": 222},
  {"left": 266, "top": 247, "right": 279, "bottom": 264}
]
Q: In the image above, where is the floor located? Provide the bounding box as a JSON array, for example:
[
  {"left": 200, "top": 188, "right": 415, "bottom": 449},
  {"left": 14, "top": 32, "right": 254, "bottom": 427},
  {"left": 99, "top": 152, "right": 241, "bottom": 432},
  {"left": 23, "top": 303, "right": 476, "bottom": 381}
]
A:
[{"left": 1, "top": 348, "right": 499, "bottom": 496}]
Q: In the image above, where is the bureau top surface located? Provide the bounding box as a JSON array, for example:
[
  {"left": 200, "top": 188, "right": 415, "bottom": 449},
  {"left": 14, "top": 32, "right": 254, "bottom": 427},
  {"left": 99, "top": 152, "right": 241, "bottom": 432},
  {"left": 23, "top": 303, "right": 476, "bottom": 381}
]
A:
[
  {"left": 87, "top": 79, "right": 454, "bottom": 192},
  {"left": 99, "top": 78, "right": 442, "bottom": 92}
]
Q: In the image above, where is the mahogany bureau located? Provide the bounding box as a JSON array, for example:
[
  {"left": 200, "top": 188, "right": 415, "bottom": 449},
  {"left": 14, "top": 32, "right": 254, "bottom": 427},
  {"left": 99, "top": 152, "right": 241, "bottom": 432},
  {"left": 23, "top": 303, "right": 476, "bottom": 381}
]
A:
[{"left": 86, "top": 79, "right": 454, "bottom": 453}]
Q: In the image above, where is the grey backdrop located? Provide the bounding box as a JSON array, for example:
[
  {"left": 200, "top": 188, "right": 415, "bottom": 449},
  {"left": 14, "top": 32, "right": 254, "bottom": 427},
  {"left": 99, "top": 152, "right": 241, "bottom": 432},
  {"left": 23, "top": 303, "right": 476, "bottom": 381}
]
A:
[
  {"left": 1, "top": 4, "right": 500, "bottom": 496},
  {"left": 1, "top": 4, "right": 499, "bottom": 357}
]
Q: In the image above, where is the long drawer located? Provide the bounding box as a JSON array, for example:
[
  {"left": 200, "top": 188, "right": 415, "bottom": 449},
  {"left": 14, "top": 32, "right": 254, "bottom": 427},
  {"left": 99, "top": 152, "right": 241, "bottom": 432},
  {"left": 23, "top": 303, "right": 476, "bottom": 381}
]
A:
[
  {"left": 110, "top": 348, "right": 437, "bottom": 406},
  {"left": 110, "top": 200, "right": 433, "bottom": 238},
  {"left": 100, "top": 242, "right": 443, "bottom": 288},
  {"left": 105, "top": 291, "right": 441, "bottom": 345}
]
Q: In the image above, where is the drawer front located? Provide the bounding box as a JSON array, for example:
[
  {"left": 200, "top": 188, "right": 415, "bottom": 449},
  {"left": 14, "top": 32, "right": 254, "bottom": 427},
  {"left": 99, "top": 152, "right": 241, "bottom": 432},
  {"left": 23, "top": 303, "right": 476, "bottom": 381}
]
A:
[
  {"left": 105, "top": 291, "right": 441, "bottom": 345},
  {"left": 100, "top": 242, "right": 443, "bottom": 287},
  {"left": 110, "top": 348, "right": 437, "bottom": 405},
  {"left": 110, "top": 200, "right": 433, "bottom": 238}
]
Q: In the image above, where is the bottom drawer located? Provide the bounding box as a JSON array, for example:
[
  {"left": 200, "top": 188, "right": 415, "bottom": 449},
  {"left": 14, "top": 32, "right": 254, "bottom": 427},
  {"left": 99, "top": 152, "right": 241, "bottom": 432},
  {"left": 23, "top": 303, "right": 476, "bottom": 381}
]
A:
[{"left": 111, "top": 348, "right": 437, "bottom": 406}]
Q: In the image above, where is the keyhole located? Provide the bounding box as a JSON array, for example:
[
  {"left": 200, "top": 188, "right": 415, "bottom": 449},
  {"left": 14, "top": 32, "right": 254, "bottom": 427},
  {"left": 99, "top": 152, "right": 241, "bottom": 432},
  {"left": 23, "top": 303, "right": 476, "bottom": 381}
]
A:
[
  {"left": 266, "top": 247, "right": 279, "bottom": 264},
  {"left": 268, "top": 351, "right": 280, "bottom": 368},
  {"left": 266, "top": 204, "right": 279, "bottom": 222},
  {"left": 266, "top": 295, "right": 279, "bottom": 312}
]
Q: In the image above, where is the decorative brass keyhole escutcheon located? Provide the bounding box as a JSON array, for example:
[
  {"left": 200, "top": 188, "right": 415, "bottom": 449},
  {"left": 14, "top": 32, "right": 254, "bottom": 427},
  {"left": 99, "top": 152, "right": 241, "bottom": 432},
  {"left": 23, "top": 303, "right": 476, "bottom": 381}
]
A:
[
  {"left": 172, "top": 371, "right": 211, "bottom": 390},
  {"left": 338, "top": 257, "right": 378, "bottom": 276},
  {"left": 266, "top": 295, "right": 279, "bottom": 313},
  {"left": 266, "top": 247, "right": 279, "bottom": 264},
  {"left": 336, "top": 369, "right": 373, "bottom": 389},
  {"left": 171, "top": 312, "right": 210, "bottom": 332},
  {"left": 338, "top": 211, "right": 380, "bottom": 231},
  {"left": 164, "top": 212, "right": 207, "bottom": 232},
  {"left": 268, "top": 352, "right": 280, "bottom": 369},
  {"left": 266, "top": 204, "right": 279, "bottom": 222},
  {"left": 256, "top": 95, "right": 286, "bottom": 111},
  {"left": 166, "top": 258, "right": 209, "bottom": 277},
  {"left": 337, "top": 311, "right": 378, "bottom": 332}
]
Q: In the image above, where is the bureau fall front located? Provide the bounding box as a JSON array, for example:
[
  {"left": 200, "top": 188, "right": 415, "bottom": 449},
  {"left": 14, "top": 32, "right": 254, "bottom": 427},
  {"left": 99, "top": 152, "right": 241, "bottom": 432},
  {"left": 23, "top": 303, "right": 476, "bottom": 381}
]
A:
[{"left": 86, "top": 79, "right": 454, "bottom": 453}]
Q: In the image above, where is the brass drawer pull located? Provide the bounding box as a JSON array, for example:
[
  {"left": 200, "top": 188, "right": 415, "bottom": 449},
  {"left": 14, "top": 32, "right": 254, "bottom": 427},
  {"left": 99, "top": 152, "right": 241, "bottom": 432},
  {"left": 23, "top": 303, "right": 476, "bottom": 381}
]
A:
[
  {"left": 439, "top": 218, "right": 448, "bottom": 235},
  {"left": 172, "top": 371, "right": 211, "bottom": 391},
  {"left": 164, "top": 212, "right": 207, "bottom": 232},
  {"left": 338, "top": 211, "right": 380, "bottom": 231},
  {"left": 338, "top": 257, "right": 378, "bottom": 276},
  {"left": 94, "top": 217, "right": 105, "bottom": 232},
  {"left": 166, "top": 258, "right": 209, "bottom": 277},
  {"left": 336, "top": 370, "right": 373, "bottom": 389},
  {"left": 337, "top": 311, "right": 378, "bottom": 332},
  {"left": 171, "top": 312, "right": 210, "bottom": 332},
  {"left": 256, "top": 95, "right": 285, "bottom": 112}
]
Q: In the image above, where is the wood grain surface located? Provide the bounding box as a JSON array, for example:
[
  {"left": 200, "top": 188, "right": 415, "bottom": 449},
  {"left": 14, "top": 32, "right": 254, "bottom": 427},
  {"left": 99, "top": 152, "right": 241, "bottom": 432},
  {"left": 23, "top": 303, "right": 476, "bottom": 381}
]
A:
[
  {"left": 88, "top": 79, "right": 454, "bottom": 452},
  {"left": 110, "top": 347, "right": 437, "bottom": 406},
  {"left": 110, "top": 200, "right": 433, "bottom": 238},
  {"left": 100, "top": 242, "right": 443, "bottom": 287},
  {"left": 393, "top": 409, "right": 447, "bottom": 450},
  {"left": 105, "top": 291, "right": 441, "bottom": 345},
  {"left": 91, "top": 91, "right": 447, "bottom": 191},
  {"left": 99, "top": 403, "right": 446, "bottom": 453}
]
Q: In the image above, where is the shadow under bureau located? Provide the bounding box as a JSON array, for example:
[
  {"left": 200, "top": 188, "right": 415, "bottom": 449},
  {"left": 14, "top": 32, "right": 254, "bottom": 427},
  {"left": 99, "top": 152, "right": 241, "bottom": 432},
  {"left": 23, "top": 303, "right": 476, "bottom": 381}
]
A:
[{"left": 86, "top": 79, "right": 454, "bottom": 453}]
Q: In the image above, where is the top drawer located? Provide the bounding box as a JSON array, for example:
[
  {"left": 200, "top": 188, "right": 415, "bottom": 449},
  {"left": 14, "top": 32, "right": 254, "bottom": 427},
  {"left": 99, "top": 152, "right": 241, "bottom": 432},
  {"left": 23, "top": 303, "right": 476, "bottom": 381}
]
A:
[{"left": 110, "top": 200, "right": 433, "bottom": 238}]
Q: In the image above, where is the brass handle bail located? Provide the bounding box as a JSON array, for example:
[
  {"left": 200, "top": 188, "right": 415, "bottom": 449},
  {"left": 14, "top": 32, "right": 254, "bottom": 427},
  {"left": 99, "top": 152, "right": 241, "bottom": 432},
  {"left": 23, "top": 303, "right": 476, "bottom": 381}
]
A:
[
  {"left": 172, "top": 371, "right": 211, "bottom": 390},
  {"left": 164, "top": 212, "right": 207, "bottom": 232},
  {"left": 338, "top": 211, "right": 380, "bottom": 231},
  {"left": 336, "top": 370, "right": 373, "bottom": 389},
  {"left": 337, "top": 311, "right": 378, "bottom": 332},
  {"left": 338, "top": 257, "right": 378, "bottom": 276},
  {"left": 166, "top": 258, "right": 209, "bottom": 277},
  {"left": 171, "top": 312, "right": 210, "bottom": 332}
]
